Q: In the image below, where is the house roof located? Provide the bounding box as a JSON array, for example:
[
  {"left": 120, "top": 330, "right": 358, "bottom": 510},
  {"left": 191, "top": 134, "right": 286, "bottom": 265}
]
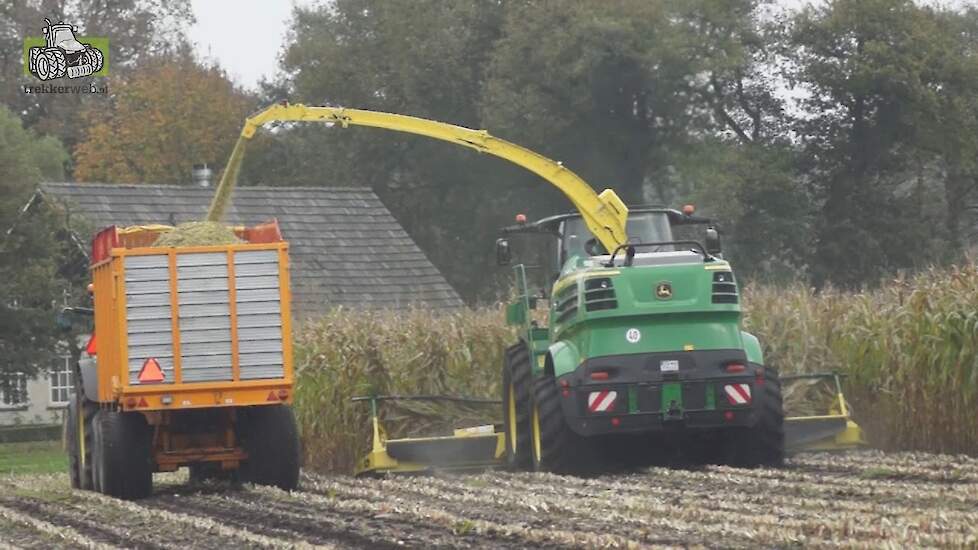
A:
[{"left": 37, "top": 182, "right": 463, "bottom": 315}]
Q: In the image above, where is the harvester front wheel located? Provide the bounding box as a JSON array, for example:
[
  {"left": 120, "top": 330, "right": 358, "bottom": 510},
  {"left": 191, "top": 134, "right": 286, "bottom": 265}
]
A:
[
  {"left": 240, "top": 405, "right": 300, "bottom": 490},
  {"left": 729, "top": 367, "right": 785, "bottom": 467},
  {"left": 502, "top": 341, "right": 533, "bottom": 470},
  {"left": 531, "top": 376, "right": 592, "bottom": 474},
  {"left": 93, "top": 410, "right": 153, "bottom": 499}
]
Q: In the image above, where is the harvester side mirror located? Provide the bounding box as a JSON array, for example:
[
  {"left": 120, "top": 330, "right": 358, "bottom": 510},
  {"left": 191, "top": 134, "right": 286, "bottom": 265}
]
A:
[
  {"left": 584, "top": 238, "right": 603, "bottom": 257},
  {"left": 495, "top": 238, "right": 512, "bottom": 266},
  {"left": 705, "top": 226, "right": 722, "bottom": 255}
]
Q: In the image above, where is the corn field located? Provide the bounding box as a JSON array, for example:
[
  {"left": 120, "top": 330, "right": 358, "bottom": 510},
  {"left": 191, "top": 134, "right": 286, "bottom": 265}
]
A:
[{"left": 294, "top": 266, "right": 978, "bottom": 472}]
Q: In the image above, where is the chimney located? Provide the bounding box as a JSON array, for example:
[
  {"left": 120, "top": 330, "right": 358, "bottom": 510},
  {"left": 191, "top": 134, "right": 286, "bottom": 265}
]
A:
[{"left": 192, "top": 163, "right": 212, "bottom": 187}]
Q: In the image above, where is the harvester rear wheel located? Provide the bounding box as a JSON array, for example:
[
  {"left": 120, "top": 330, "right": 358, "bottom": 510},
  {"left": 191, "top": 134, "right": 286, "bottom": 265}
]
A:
[
  {"left": 93, "top": 410, "right": 153, "bottom": 499},
  {"left": 728, "top": 367, "right": 785, "bottom": 467},
  {"left": 530, "top": 375, "right": 592, "bottom": 474},
  {"left": 239, "top": 405, "right": 300, "bottom": 490},
  {"left": 502, "top": 341, "right": 532, "bottom": 470}
]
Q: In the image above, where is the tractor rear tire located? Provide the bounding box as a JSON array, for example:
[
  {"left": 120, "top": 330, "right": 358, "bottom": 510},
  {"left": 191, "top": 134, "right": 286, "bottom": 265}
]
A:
[
  {"left": 93, "top": 410, "right": 153, "bottom": 499},
  {"left": 239, "top": 405, "right": 300, "bottom": 491},
  {"left": 40, "top": 49, "right": 66, "bottom": 80},
  {"left": 728, "top": 367, "right": 785, "bottom": 467},
  {"left": 65, "top": 399, "right": 81, "bottom": 489},
  {"left": 68, "top": 372, "right": 98, "bottom": 490},
  {"left": 530, "top": 375, "right": 594, "bottom": 474},
  {"left": 502, "top": 341, "right": 533, "bottom": 470}
]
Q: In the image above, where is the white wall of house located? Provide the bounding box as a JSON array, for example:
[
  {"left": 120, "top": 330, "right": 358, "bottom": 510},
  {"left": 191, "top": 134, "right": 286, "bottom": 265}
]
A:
[{"left": 0, "top": 355, "right": 73, "bottom": 426}]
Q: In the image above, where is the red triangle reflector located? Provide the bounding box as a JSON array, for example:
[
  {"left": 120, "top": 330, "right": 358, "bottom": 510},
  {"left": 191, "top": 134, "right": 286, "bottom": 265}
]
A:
[
  {"left": 138, "top": 358, "right": 165, "bottom": 384},
  {"left": 137, "top": 397, "right": 148, "bottom": 407},
  {"left": 267, "top": 391, "right": 279, "bottom": 401}
]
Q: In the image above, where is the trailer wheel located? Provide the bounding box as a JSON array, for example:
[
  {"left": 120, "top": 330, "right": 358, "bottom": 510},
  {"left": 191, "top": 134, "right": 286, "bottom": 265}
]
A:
[
  {"left": 530, "top": 375, "right": 593, "bottom": 474},
  {"left": 93, "top": 410, "right": 153, "bottom": 499},
  {"left": 240, "top": 405, "right": 300, "bottom": 490},
  {"left": 502, "top": 341, "right": 533, "bottom": 470},
  {"left": 729, "top": 367, "right": 785, "bottom": 467}
]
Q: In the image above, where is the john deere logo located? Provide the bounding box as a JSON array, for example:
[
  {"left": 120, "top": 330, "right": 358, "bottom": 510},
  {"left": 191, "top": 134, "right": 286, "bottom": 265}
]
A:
[
  {"left": 655, "top": 281, "right": 673, "bottom": 300},
  {"left": 24, "top": 18, "right": 108, "bottom": 81}
]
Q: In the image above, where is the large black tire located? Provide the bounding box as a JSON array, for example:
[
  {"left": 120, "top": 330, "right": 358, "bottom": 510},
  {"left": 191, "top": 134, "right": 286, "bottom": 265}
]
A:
[
  {"left": 502, "top": 341, "right": 533, "bottom": 470},
  {"left": 65, "top": 399, "right": 81, "bottom": 489},
  {"left": 530, "top": 375, "right": 593, "bottom": 474},
  {"left": 239, "top": 405, "right": 300, "bottom": 490},
  {"left": 68, "top": 368, "right": 97, "bottom": 490},
  {"left": 726, "top": 367, "right": 785, "bottom": 467},
  {"left": 93, "top": 410, "right": 153, "bottom": 499}
]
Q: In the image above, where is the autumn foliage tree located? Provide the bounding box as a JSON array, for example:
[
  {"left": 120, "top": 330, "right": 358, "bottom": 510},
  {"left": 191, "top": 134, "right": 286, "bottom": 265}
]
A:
[{"left": 74, "top": 54, "right": 254, "bottom": 184}]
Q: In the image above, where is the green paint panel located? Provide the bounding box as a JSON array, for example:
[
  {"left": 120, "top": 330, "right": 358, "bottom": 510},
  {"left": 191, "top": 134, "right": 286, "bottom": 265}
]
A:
[
  {"left": 705, "top": 384, "right": 716, "bottom": 410},
  {"left": 661, "top": 383, "right": 683, "bottom": 413},
  {"left": 628, "top": 386, "right": 638, "bottom": 413}
]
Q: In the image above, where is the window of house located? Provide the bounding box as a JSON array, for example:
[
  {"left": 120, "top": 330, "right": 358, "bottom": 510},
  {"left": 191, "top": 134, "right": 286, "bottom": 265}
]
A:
[
  {"left": 0, "top": 373, "right": 28, "bottom": 409},
  {"left": 49, "top": 356, "right": 74, "bottom": 407}
]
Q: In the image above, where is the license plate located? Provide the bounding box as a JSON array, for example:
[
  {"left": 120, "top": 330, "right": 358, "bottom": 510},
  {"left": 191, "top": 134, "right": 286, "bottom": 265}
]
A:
[{"left": 660, "top": 360, "right": 679, "bottom": 372}]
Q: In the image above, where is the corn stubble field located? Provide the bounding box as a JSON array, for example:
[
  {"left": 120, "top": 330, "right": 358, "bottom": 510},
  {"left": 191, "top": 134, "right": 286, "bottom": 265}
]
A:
[
  {"left": 5, "top": 267, "right": 978, "bottom": 548},
  {"left": 2, "top": 450, "right": 978, "bottom": 548}
]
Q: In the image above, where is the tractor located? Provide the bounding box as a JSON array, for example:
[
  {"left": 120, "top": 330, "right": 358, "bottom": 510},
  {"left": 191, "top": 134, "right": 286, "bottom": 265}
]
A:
[
  {"left": 28, "top": 18, "right": 104, "bottom": 81},
  {"left": 496, "top": 206, "right": 784, "bottom": 472}
]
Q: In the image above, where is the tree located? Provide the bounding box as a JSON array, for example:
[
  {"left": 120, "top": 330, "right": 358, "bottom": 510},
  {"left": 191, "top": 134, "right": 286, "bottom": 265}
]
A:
[
  {"left": 73, "top": 51, "right": 254, "bottom": 184},
  {"left": 0, "top": 105, "right": 88, "bottom": 384},
  {"left": 786, "top": 0, "right": 954, "bottom": 288},
  {"left": 0, "top": 0, "right": 195, "bottom": 155},
  {"left": 250, "top": 0, "right": 510, "bottom": 301}
]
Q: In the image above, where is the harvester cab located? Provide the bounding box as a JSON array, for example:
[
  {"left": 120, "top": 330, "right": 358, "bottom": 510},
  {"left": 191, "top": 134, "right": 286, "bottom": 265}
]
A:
[{"left": 28, "top": 18, "right": 104, "bottom": 80}]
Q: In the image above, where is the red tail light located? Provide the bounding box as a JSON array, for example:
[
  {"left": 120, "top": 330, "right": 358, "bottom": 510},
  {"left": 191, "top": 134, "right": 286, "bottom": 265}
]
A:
[
  {"left": 724, "top": 411, "right": 735, "bottom": 421},
  {"left": 725, "top": 363, "right": 746, "bottom": 374},
  {"left": 611, "top": 417, "right": 621, "bottom": 427},
  {"left": 277, "top": 389, "right": 290, "bottom": 400},
  {"left": 590, "top": 371, "right": 609, "bottom": 381}
]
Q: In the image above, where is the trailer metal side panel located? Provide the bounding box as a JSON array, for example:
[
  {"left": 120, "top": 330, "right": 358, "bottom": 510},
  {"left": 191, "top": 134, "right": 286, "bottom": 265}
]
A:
[{"left": 93, "top": 242, "right": 292, "bottom": 405}]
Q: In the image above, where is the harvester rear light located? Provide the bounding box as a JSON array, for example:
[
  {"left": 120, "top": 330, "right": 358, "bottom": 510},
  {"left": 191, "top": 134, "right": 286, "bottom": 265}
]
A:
[
  {"left": 161, "top": 394, "right": 173, "bottom": 405},
  {"left": 125, "top": 397, "right": 137, "bottom": 408},
  {"left": 611, "top": 417, "right": 621, "bottom": 427},
  {"left": 277, "top": 389, "right": 290, "bottom": 400},
  {"left": 724, "top": 411, "right": 735, "bottom": 422},
  {"left": 590, "top": 371, "right": 609, "bottom": 381},
  {"left": 725, "top": 363, "right": 746, "bottom": 374}
]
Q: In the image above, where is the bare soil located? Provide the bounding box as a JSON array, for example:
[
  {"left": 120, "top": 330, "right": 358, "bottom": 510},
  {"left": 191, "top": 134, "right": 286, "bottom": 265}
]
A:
[{"left": 1, "top": 451, "right": 977, "bottom": 549}]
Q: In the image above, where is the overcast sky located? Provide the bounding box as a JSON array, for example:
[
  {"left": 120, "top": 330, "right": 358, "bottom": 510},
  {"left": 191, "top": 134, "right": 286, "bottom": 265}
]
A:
[{"left": 189, "top": 0, "right": 976, "bottom": 91}]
